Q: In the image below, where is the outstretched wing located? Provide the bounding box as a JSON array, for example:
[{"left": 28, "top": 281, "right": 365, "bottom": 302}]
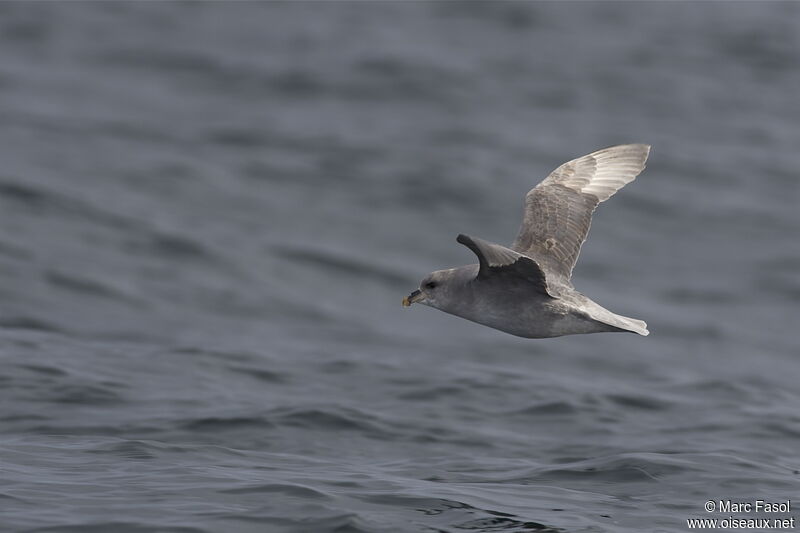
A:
[
  {"left": 456, "top": 234, "right": 556, "bottom": 298},
  {"left": 511, "top": 144, "right": 650, "bottom": 282}
]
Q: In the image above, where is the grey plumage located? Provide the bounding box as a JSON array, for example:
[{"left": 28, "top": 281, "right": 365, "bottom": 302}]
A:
[
  {"left": 513, "top": 144, "right": 650, "bottom": 282},
  {"left": 455, "top": 234, "right": 553, "bottom": 297},
  {"left": 403, "top": 144, "right": 651, "bottom": 339}
]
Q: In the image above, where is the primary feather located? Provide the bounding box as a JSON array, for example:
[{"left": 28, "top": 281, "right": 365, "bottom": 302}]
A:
[{"left": 512, "top": 144, "right": 650, "bottom": 281}]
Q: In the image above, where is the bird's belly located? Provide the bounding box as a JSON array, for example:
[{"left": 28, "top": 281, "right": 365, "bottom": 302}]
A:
[{"left": 449, "top": 297, "right": 611, "bottom": 339}]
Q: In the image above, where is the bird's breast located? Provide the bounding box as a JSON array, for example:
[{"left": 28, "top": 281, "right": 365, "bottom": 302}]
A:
[{"left": 441, "top": 282, "right": 560, "bottom": 338}]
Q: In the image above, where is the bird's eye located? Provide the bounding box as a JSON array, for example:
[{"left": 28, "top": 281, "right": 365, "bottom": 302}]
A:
[{"left": 424, "top": 281, "right": 437, "bottom": 290}]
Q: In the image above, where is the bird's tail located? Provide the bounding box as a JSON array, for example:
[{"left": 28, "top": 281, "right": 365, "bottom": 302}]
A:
[
  {"left": 583, "top": 299, "right": 649, "bottom": 336},
  {"left": 610, "top": 314, "right": 649, "bottom": 336}
]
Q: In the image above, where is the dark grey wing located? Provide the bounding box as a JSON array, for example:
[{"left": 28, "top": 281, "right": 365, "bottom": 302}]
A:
[
  {"left": 456, "top": 234, "right": 556, "bottom": 298},
  {"left": 511, "top": 144, "right": 650, "bottom": 282}
]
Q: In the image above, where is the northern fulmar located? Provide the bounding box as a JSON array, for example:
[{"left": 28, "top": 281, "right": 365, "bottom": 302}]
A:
[{"left": 403, "top": 144, "right": 650, "bottom": 338}]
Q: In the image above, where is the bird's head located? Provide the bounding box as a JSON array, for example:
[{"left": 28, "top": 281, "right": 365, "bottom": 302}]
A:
[{"left": 402, "top": 268, "right": 473, "bottom": 311}]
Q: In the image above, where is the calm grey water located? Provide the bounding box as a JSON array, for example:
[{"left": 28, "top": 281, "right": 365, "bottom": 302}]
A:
[{"left": 1, "top": 3, "right": 798, "bottom": 532}]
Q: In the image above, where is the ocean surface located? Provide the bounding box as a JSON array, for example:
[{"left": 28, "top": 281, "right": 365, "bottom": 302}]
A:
[{"left": 1, "top": 3, "right": 798, "bottom": 532}]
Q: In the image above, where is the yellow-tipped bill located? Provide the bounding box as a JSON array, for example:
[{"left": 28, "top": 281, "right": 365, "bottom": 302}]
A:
[{"left": 402, "top": 289, "right": 422, "bottom": 307}]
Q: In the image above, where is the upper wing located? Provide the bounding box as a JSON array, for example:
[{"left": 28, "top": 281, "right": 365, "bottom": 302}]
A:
[
  {"left": 456, "top": 234, "right": 556, "bottom": 298},
  {"left": 511, "top": 144, "right": 650, "bottom": 282}
]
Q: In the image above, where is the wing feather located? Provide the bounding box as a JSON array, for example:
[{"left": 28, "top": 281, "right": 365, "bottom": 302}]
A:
[
  {"left": 456, "top": 234, "right": 556, "bottom": 298},
  {"left": 512, "top": 144, "right": 650, "bottom": 281}
]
